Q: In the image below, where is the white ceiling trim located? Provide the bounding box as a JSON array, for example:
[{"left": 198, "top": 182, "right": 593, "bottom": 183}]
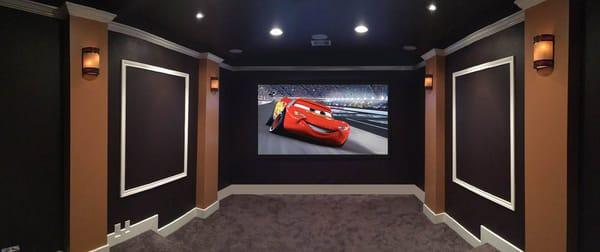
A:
[
  {"left": 514, "top": 0, "right": 546, "bottom": 10},
  {"left": 0, "top": 0, "right": 61, "bottom": 18},
  {"left": 198, "top": 53, "right": 224, "bottom": 63},
  {"left": 445, "top": 10, "right": 524, "bottom": 56},
  {"left": 421, "top": 10, "right": 524, "bottom": 60},
  {"left": 65, "top": 1, "right": 116, "bottom": 23},
  {"left": 108, "top": 22, "right": 202, "bottom": 59},
  {"left": 421, "top": 49, "right": 445, "bottom": 61}
]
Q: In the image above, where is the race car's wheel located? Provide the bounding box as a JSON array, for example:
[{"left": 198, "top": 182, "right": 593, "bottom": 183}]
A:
[
  {"left": 266, "top": 116, "right": 273, "bottom": 126},
  {"left": 269, "top": 109, "right": 285, "bottom": 133}
]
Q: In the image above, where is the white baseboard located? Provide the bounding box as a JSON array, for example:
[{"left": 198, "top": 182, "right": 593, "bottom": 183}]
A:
[
  {"left": 422, "top": 204, "right": 445, "bottom": 224},
  {"left": 157, "top": 201, "right": 220, "bottom": 236},
  {"left": 218, "top": 184, "right": 425, "bottom": 202},
  {"left": 422, "top": 204, "right": 522, "bottom": 252},
  {"left": 107, "top": 214, "right": 158, "bottom": 247},
  {"left": 197, "top": 200, "right": 220, "bottom": 219},
  {"left": 443, "top": 212, "right": 482, "bottom": 247},
  {"left": 105, "top": 200, "right": 219, "bottom": 248},
  {"left": 157, "top": 207, "right": 197, "bottom": 237},
  {"left": 481, "top": 226, "right": 523, "bottom": 252},
  {"left": 89, "top": 244, "right": 109, "bottom": 252}
]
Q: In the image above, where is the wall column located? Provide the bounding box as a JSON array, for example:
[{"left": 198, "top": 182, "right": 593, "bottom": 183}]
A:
[
  {"left": 423, "top": 50, "right": 446, "bottom": 214},
  {"left": 65, "top": 2, "right": 116, "bottom": 252},
  {"left": 520, "top": 0, "right": 570, "bottom": 251},
  {"left": 196, "top": 55, "right": 222, "bottom": 208}
]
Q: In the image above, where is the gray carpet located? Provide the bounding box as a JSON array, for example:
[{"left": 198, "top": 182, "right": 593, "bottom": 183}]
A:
[{"left": 112, "top": 195, "right": 497, "bottom": 252}]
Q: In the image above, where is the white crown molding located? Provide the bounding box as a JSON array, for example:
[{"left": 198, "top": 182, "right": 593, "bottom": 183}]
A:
[
  {"left": 0, "top": 0, "right": 61, "bottom": 18},
  {"left": 219, "top": 63, "right": 235, "bottom": 71},
  {"left": 65, "top": 1, "right": 115, "bottom": 23},
  {"left": 421, "top": 49, "right": 445, "bottom": 61},
  {"left": 514, "top": 0, "right": 546, "bottom": 10},
  {"left": 445, "top": 11, "right": 524, "bottom": 56},
  {"left": 223, "top": 65, "right": 416, "bottom": 72},
  {"left": 108, "top": 22, "right": 202, "bottom": 59},
  {"left": 199, "top": 53, "right": 225, "bottom": 63}
]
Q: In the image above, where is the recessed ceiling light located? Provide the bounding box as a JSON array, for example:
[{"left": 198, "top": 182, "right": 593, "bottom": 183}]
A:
[
  {"left": 354, "top": 25, "right": 368, "bottom": 34},
  {"left": 428, "top": 3, "right": 437, "bottom": 12},
  {"left": 403, "top": 45, "right": 417, "bottom": 51},
  {"left": 229, "top": 49, "right": 243, "bottom": 54},
  {"left": 195, "top": 12, "right": 204, "bottom": 19},
  {"left": 312, "top": 34, "right": 328, "bottom": 40},
  {"left": 270, "top": 28, "right": 283, "bottom": 37}
]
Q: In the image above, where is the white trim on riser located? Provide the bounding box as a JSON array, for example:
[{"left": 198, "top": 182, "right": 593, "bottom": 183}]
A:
[
  {"left": 422, "top": 205, "right": 523, "bottom": 252},
  {"left": 218, "top": 184, "right": 425, "bottom": 202},
  {"left": 105, "top": 202, "right": 219, "bottom": 248}
]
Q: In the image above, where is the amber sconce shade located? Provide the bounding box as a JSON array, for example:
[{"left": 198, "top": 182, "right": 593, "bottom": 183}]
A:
[
  {"left": 533, "top": 34, "right": 555, "bottom": 71},
  {"left": 82, "top": 47, "right": 100, "bottom": 76},
  {"left": 210, "top": 77, "right": 219, "bottom": 91},
  {"left": 424, "top": 74, "right": 433, "bottom": 89}
]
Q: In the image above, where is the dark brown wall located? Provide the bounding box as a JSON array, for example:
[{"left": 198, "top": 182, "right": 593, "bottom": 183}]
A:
[
  {"left": 108, "top": 32, "right": 198, "bottom": 229},
  {"left": 219, "top": 70, "right": 424, "bottom": 188},
  {"left": 444, "top": 24, "right": 524, "bottom": 248},
  {"left": 578, "top": 0, "right": 600, "bottom": 250},
  {"left": 0, "top": 7, "right": 66, "bottom": 251}
]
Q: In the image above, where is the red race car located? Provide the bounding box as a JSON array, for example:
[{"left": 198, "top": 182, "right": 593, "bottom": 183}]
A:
[{"left": 266, "top": 97, "right": 350, "bottom": 146}]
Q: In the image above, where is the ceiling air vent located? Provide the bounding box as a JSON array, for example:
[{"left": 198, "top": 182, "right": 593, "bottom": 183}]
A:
[{"left": 311, "top": 40, "right": 332, "bottom": 47}]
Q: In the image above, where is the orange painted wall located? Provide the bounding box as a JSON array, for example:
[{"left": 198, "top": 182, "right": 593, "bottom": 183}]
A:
[
  {"left": 524, "top": 0, "right": 570, "bottom": 251},
  {"left": 196, "top": 59, "right": 220, "bottom": 208},
  {"left": 68, "top": 16, "right": 108, "bottom": 252},
  {"left": 424, "top": 55, "right": 446, "bottom": 213}
]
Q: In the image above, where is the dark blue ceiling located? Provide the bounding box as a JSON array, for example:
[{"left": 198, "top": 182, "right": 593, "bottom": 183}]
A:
[{"left": 37, "top": 0, "right": 520, "bottom": 66}]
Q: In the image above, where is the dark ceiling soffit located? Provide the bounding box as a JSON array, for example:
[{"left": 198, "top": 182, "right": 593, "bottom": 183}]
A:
[{"left": 2, "top": 0, "right": 524, "bottom": 71}]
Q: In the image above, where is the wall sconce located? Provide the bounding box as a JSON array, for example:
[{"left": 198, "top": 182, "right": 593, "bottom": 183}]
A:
[
  {"left": 82, "top": 47, "right": 100, "bottom": 76},
  {"left": 424, "top": 74, "right": 433, "bottom": 89},
  {"left": 533, "top": 34, "right": 555, "bottom": 71},
  {"left": 210, "top": 77, "right": 219, "bottom": 91}
]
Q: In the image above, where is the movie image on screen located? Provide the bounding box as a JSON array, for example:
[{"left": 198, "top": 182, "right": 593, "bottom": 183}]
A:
[{"left": 258, "top": 84, "right": 388, "bottom": 155}]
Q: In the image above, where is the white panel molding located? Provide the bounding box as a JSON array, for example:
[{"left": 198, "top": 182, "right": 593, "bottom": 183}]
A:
[
  {"left": 481, "top": 226, "right": 524, "bottom": 252},
  {"left": 218, "top": 184, "right": 425, "bottom": 202},
  {"left": 445, "top": 11, "right": 524, "bottom": 56},
  {"left": 422, "top": 205, "right": 523, "bottom": 252},
  {"left": 514, "top": 0, "right": 546, "bottom": 10},
  {"left": 0, "top": 0, "right": 60, "bottom": 18},
  {"left": 120, "top": 60, "right": 190, "bottom": 198},
  {"left": 452, "top": 56, "right": 516, "bottom": 211},
  {"left": 65, "top": 1, "right": 116, "bottom": 23}
]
